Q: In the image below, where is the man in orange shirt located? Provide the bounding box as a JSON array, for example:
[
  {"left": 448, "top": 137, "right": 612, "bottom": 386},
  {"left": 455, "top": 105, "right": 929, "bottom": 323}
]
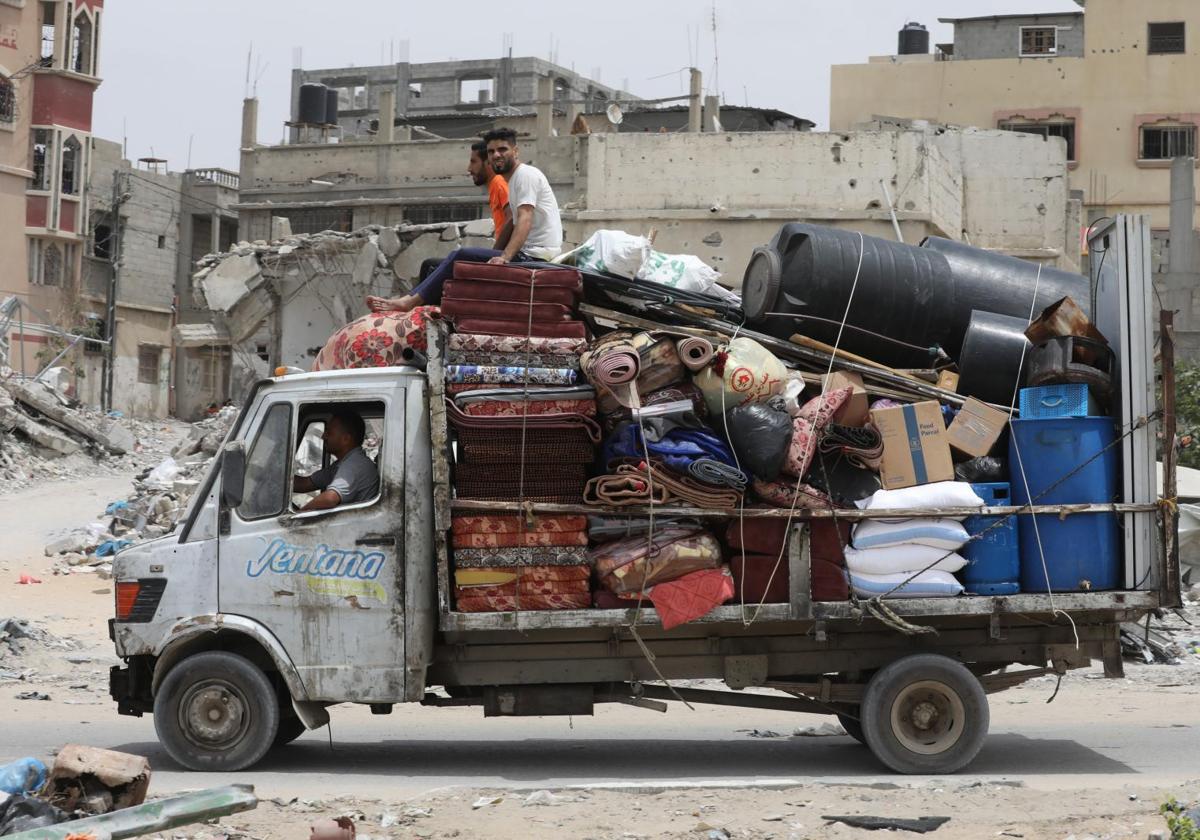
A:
[{"left": 366, "top": 142, "right": 510, "bottom": 313}]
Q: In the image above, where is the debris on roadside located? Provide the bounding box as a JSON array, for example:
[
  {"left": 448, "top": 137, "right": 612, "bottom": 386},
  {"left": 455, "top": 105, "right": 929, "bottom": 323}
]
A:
[
  {"left": 822, "top": 814, "right": 951, "bottom": 833},
  {"left": 44, "top": 745, "right": 151, "bottom": 816}
]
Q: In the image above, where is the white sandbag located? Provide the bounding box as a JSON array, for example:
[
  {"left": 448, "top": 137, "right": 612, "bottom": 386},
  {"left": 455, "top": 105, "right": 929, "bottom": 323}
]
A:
[
  {"left": 856, "top": 481, "right": 985, "bottom": 517},
  {"left": 852, "top": 517, "right": 970, "bottom": 550},
  {"left": 844, "top": 544, "right": 968, "bottom": 576},
  {"left": 693, "top": 337, "right": 788, "bottom": 416},
  {"left": 849, "top": 569, "right": 965, "bottom": 599},
  {"left": 574, "top": 230, "right": 652, "bottom": 279},
  {"left": 637, "top": 251, "right": 740, "bottom": 303}
]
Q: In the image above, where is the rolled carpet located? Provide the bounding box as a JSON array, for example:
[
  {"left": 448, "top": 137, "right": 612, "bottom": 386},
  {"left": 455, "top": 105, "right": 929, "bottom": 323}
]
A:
[
  {"left": 614, "top": 461, "right": 741, "bottom": 509},
  {"left": 687, "top": 458, "right": 749, "bottom": 491},
  {"left": 677, "top": 336, "right": 716, "bottom": 371},
  {"left": 584, "top": 474, "right": 670, "bottom": 506},
  {"left": 581, "top": 334, "right": 641, "bottom": 410}
]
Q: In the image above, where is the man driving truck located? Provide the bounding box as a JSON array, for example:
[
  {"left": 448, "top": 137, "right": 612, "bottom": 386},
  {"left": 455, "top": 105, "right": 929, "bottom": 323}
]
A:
[{"left": 291, "top": 410, "right": 379, "bottom": 511}]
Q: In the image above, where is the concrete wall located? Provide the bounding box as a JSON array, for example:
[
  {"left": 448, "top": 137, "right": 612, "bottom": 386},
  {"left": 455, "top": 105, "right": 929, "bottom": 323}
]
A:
[
  {"left": 176, "top": 345, "right": 231, "bottom": 420},
  {"left": 952, "top": 14, "right": 1085, "bottom": 60},
  {"left": 831, "top": 0, "right": 1200, "bottom": 231},
  {"left": 76, "top": 305, "right": 172, "bottom": 419}
]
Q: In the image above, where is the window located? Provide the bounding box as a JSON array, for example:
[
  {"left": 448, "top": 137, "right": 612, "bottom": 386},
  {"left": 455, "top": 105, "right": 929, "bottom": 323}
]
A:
[
  {"left": 1149, "top": 22, "right": 1185, "bottom": 55},
  {"left": 458, "top": 77, "right": 494, "bottom": 105},
  {"left": 281, "top": 207, "right": 354, "bottom": 235},
  {"left": 998, "top": 118, "right": 1077, "bottom": 162},
  {"left": 71, "top": 12, "right": 93, "bottom": 75},
  {"left": 408, "top": 82, "right": 422, "bottom": 100},
  {"left": 404, "top": 202, "right": 488, "bottom": 225},
  {"left": 78, "top": 315, "right": 106, "bottom": 355},
  {"left": 157, "top": 234, "right": 166, "bottom": 249},
  {"left": 336, "top": 84, "right": 366, "bottom": 111},
  {"left": 1141, "top": 123, "right": 1196, "bottom": 160},
  {"left": 31, "top": 129, "right": 51, "bottom": 191},
  {"left": 40, "top": 1, "right": 55, "bottom": 63},
  {"left": 1020, "top": 26, "right": 1057, "bottom": 56},
  {"left": 291, "top": 402, "right": 385, "bottom": 511},
  {"left": 137, "top": 345, "right": 160, "bottom": 385},
  {"left": 60, "top": 135, "right": 80, "bottom": 195},
  {"left": 239, "top": 402, "right": 292, "bottom": 520},
  {"left": 91, "top": 218, "right": 112, "bottom": 260},
  {"left": 0, "top": 75, "right": 13, "bottom": 126},
  {"left": 30, "top": 241, "right": 62, "bottom": 286}
]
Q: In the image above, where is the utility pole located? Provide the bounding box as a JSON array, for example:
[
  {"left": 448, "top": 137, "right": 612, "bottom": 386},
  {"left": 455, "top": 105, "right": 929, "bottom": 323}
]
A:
[{"left": 101, "top": 169, "right": 126, "bottom": 412}]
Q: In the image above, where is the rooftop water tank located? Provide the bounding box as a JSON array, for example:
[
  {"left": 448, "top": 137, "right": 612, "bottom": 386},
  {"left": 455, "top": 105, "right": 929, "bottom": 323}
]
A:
[
  {"left": 899, "top": 21, "right": 930, "bottom": 55},
  {"left": 298, "top": 83, "right": 328, "bottom": 126}
]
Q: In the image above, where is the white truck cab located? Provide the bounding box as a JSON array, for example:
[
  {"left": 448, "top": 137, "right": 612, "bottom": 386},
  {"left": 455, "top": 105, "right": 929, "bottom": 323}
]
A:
[{"left": 109, "top": 367, "right": 436, "bottom": 770}]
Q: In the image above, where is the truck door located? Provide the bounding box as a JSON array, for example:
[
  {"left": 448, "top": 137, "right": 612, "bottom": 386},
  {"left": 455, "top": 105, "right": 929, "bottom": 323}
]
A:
[{"left": 217, "top": 383, "right": 408, "bottom": 703}]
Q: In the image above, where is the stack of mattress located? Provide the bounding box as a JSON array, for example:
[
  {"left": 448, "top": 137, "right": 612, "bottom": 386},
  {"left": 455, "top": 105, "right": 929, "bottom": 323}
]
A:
[
  {"left": 724, "top": 517, "right": 851, "bottom": 603},
  {"left": 451, "top": 514, "right": 592, "bottom": 612},
  {"left": 441, "top": 262, "right": 587, "bottom": 339}
]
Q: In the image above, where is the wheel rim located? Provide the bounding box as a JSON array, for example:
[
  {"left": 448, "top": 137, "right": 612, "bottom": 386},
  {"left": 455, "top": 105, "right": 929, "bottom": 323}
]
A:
[
  {"left": 888, "top": 679, "right": 965, "bottom": 755},
  {"left": 178, "top": 679, "right": 251, "bottom": 751}
]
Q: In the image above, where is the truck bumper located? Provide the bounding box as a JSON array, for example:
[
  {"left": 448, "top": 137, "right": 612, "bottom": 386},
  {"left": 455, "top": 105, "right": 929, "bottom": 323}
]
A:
[{"left": 109, "top": 656, "right": 155, "bottom": 717}]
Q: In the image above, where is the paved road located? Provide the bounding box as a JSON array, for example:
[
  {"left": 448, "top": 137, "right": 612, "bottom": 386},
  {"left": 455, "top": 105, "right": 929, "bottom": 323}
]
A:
[{"left": 2, "top": 686, "right": 1194, "bottom": 801}]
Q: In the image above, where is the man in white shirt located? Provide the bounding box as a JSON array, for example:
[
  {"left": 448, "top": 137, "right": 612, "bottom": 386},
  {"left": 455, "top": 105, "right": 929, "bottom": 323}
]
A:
[{"left": 366, "top": 127, "right": 563, "bottom": 313}]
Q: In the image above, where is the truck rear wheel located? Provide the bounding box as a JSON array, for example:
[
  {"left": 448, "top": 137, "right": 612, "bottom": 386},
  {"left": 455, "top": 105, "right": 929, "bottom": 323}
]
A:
[
  {"left": 860, "top": 654, "right": 989, "bottom": 775},
  {"left": 154, "top": 651, "right": 280, "bottom": 771}
]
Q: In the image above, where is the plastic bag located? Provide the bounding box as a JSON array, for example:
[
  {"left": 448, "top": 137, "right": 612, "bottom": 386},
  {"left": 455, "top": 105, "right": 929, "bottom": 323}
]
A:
[
  {"left": 574, "top": 230, "right": 652, "bottom": 279},
  {"left": 857, "top": 481, "right": 985, "bottom": 514},
  {"left": 722, "top": 402, "right": 794, "bottom": 482},
  {"left": 0, "top": 794, "right": 69, "bottom": 835},
  {"left": 637, "top": 251, "right": 739, "bottom": 303},
  {"left": 955, "top": 456, "right": 1008, "bottom": 484},
  {"left": 852, "top": 517, "right": 970, "bottom": 551},
  {"left": 844, "top": 545, "right": 968, "bottom": 576},
  {"left": 693, "top": 337, "right": 787, "bottom": 417},
  {"left": 145, "top": 456, "right": 180, "bottom": 488},
  {"left": 849, "top": 569, "right": 965, "bottom": 599}
]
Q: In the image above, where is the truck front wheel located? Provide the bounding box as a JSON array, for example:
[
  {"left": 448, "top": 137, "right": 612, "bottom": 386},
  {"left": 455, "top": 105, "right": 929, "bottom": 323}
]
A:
[
  {"left": 860, "top": 654, "right": 989, "bottom": 775},
  {"left": 154, "top": 651, "right": 280, "bottom": 771}
]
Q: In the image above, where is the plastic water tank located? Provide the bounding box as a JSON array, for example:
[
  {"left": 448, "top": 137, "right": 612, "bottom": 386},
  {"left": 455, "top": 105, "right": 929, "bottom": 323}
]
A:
[
  {"left": 298, "top": 83, "right": 328, "bottom": 125},
  {"left": 898, "top": 22, "right": 930, "bottom": 55},
  {"left": 961, "top": 483, "right": 1020, "bottom": 595},
  {"left": 325, "top": 87, "right": 340, "bottom": 127}
]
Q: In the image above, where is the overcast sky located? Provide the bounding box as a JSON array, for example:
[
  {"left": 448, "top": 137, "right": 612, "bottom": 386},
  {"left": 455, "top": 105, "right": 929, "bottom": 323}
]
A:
[{"left": 91, "top": 0, "right": 1082, "bottom": 172}]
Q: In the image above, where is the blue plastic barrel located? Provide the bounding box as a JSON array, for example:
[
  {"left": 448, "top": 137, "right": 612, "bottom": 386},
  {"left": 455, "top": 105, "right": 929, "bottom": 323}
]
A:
[
  {"left": 961, "top": 483, "right": 1020, "bottom": 595},
  {"left": 1008, "top": 418, "right": 1120, "bottom": 592}
]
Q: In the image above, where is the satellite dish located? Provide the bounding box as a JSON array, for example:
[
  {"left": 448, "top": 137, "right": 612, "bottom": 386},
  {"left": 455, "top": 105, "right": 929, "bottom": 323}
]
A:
[{"left": 605, "top": 102, "right": 624, "bottom": 126}]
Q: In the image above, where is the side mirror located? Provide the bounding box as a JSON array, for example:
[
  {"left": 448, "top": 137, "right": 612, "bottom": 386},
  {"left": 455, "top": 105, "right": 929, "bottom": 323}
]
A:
[{"left": 220, "top": 442, "right": 247, "bottom": 508}]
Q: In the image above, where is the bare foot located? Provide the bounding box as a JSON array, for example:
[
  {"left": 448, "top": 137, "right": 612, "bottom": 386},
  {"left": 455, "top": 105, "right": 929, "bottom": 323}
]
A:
[{"left": 366, "top": 295, "right": 414, "bottom": 313}]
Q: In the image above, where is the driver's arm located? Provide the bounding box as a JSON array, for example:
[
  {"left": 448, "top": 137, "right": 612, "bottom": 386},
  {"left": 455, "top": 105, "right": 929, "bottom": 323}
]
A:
[
  {"left": 299, "top": 488, "right": 341, "bottom": 512},
  {"left": 293, "top": 474, "right": 317, "bottom": 493}
]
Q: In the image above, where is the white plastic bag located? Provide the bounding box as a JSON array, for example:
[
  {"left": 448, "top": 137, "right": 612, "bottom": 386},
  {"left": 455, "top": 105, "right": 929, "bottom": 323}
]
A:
[
  {"left": 844, "top": 544, "right": 968, "bottom": 576},
  {"left": 637, "top": 251, "right": 739, "bottom": 303},
  {"left": 849, "top": 570, "right": 965, "bottom": 599},
  {"left": 693, "top": 337, "right": 787, "bottom": 416},
  {"left": 145, "top": 456, "right": 181, "bottom": 489},
  {"left": 856, "top": 481, "right": 985, "bottom": 516},
  {"left": 852, "top": 517, "right": 970, "bottom": 550},
  {"left": 574, "top": 230, "right": 652, "bottom": 279}
]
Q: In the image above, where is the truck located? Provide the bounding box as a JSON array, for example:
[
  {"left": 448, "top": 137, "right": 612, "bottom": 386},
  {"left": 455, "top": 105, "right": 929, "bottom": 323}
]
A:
[{"left": 108, "top": 216, "right": 1181, "bottom": 775}]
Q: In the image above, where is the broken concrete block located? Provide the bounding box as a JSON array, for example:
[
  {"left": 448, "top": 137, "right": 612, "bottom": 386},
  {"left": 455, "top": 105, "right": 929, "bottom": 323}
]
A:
[
  {"left": 462, "top": 218, "right": 495, "bottom": 240},
  {"left": 377, "top": 227, "right": 402, "bottom": 259},
  {"left": 440, "top": 224, "right": 463, "bottom": 242},
  {"left": 4, "top": 408, "right": 84, "bottom": 456},
  {"left": 271, "top": 216, "right": 293, "bottom": 241},
  {"left": 351, "top": 242, "right": 381, "bottom": 288},
  {"left": 45, "top": 533, "right": 91, "bottom": 556},
  {"left": 101, "top": 421, "right": 136, "bottom": 455},
  {"left": 199, "top": 254, "right": 262, "bottom": 313},
  {"left": 1, "top": 379, "right": 130, "bottom": 454},
  {"left": 46, "top": 744, "right": 151, "bottom": 815}
]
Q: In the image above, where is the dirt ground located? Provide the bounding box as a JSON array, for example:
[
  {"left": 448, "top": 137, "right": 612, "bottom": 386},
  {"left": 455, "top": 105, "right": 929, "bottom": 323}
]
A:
[{"left": 2, "top": 465, "right": 1199, "bottom": 840}]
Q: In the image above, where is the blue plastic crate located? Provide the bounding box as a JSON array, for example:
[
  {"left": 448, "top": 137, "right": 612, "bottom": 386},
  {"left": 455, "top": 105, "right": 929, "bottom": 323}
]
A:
[{"left": 1018, "top": 384, "right": 1100, "bottom": 419}]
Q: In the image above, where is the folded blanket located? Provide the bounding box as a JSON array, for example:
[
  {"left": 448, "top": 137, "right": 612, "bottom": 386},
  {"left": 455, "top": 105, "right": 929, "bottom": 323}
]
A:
[
  {"left": 784, "top": 387, "right": 853, "bottom": 478},
  {"left": 459, "top": 398, "right": 597, "bottom": 418},
  {"left": 646, "top": 566, "right": 735, "bottom": 629},
  {"left": 312, "top": 306, "right": 441, "bottom": 371},
  {"left": 447, "top": 365, "right": 579, "bottom": 386},
  {"left": 603, "top": 422, "right": 736, "bottom": 475},
  {"left": 588, "top": 515, "right": 704, "bottom": 540},
  {"left": 584, "top": 474, "right": 671, "bottom": 506},
  {"left": 454, "top": 565, "right": 593, "bottom": 587},
  {"left": 614, "top": 461, "right": 741, "bottom": 509},
  {"left": 453, "top": 318, "right": 588, "bottom": 339},
  {"left": 687, "top": 458, "right": 748, "bottom": 491},
  {"left": 447, "top": 350, "right": 581, "bottom": 369},
  {"left": 449, "top": 333, "right": 587, "bottom": 355},
  {"left": 819, "top": 423, "right": 884, "bottom": 470},
  {"left": 443, "top": 279, "right": 580, "bottom": 307},
  {"left": 452, "top": 515, "right": 588, "bottom": 536},
  {"left": 752, "top": 476, "right": 834, "bottom": 511},
  {"left": 445, "top": 399, "right": 602, "bottom": 443},
  {"left": 451, "top": 261, "right": 584, "bottom": 291},
  {"left": 453, "top": 545, "right": 591, "bottom": 568},
  {"left": 592, "top": 529, "right": 723, "bottom": 594},
  {"left": 452, "top": 530, "right": 590, "bottom": 549},
  {"left": 452, "top": 385, "right": 594, "bottom": 402},
  {"left": 455, "top": 591, "right": 592, "bottom": 612},
  {"left": 442, "top": 297, "right": 576, "bottom": 323}
]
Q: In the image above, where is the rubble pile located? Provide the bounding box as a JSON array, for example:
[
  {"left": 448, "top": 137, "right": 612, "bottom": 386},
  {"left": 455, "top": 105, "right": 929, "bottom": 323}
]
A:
[
  {"left": 0, "top": 376, "right": 180, "bottom": 492},
  {"left": 44, "top": 407, "right": 237, "bottom": 577}
]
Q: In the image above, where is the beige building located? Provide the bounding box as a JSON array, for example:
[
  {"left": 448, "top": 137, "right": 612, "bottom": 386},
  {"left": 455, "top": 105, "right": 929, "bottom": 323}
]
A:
[{"left": 830, "top": 0, "right": 1198, "bottom": 240}]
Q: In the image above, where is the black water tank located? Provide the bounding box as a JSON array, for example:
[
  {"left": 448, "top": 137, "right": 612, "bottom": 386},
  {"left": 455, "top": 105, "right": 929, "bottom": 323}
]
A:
[
  {"left": 298, "top": 83, "right": 328, "bottom": 125},
  {"left": 898, "top": 21, "right": 930, "bottom": 55},
  {"left": 741, "top": 223, "right": 1090, "bottom": 370},
  {"left": 325, "top": 88, "right": 340, "bottom": 127}
]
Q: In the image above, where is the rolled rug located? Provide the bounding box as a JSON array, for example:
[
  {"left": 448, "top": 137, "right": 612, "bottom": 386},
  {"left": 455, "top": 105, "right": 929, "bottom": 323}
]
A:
[
  {"left": 584, "top": 474, "right": 670, "bottom": 506},
  {"left": 819, "top": 423, "right": 884, "bottom": 471},
  {"left": 752, "top": 476, "right": 834, "bottom": 511},
  {"left": 687, "top": 458, "right": 749, "bottom": 491},
  {"left": 677, "top": 336, "right": 716, "bottom": 371},
  {"left": 615, "top": 461, "right": 741, "bottom": 508},
  {"left": 581, "top": 335, "right": 642, "bottom": 409}
]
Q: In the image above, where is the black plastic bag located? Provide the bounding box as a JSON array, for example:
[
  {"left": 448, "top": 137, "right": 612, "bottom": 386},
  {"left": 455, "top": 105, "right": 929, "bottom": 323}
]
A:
[
  {"left": 0, "top": 794, "right": 70, "bottom": 836},
  {"left": 722, "top": 400, "right": 792, "bottom": 482},
  {"left": 955, "top": 456, "right": 1007, "bottom": 484},
  {"left": 807, "top": 451, "right": 881, "bottom": 506}
]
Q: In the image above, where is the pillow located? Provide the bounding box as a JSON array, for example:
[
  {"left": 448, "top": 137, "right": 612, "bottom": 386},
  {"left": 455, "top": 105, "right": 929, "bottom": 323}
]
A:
[
  {"left": 844, "top": 544, "right": 968, "bottom": 576},
  {"left": 852, "top": 517, "right": 970, "bottom": 551}
]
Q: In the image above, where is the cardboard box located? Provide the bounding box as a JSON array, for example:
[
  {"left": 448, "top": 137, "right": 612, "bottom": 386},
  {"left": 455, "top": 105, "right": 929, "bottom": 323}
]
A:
[
  {"left": 947, "top": 397, "right": 1009, "bottom": 458},
  {"left": 870, "top": 400, "right": 955, "bottom": 490},
  {"left": 822, "top": 370, "right": 869, "bottom": 427}
]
